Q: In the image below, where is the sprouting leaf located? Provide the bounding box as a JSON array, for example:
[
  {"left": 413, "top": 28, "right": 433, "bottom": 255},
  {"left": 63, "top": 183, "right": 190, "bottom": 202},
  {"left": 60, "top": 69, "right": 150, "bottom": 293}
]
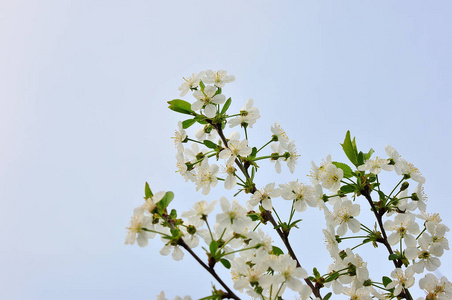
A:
[
  {"left": 341, "top": 131, "right": 358, "bottom": 166},
  {"left": 182, "top": 119, "right": 196, "bottom": 129},
  {"left": 203, "top": 140, "right": 217, "bottom": 149},
  {"left": 382, "top": 276, "right": 392, "bottom": 287},
  {"left": 324, "top": 292, "right": 332, "bottom": 300},
  {"left": 156, "top": 191, "right": 174, "bottom": 211},
  {"left": 221, "top": 98, "right": 231, "bottom": 114},
  {"left": 271, "top": 246, "right": 284, "bottom": 256},
  {"left": 144, "top": 182, "right": 153, "bottom": 198},
  {"left": 340, "top": 184, "right": 355, "bottom": 194},
  {"left": 388, "top": 253, "right": 398, "bottom": 260},
  {"left": 364, "top": 148, "right": 375, "bottom": 161},
  {"left": 168, "top": 99, "right": 195, "bottom": 115},
  {"left": 209, "top": 240, "right": 218, "bottom": 254},
  {"left": 220, "top": 258, "right": 231, "bottom": 269}
]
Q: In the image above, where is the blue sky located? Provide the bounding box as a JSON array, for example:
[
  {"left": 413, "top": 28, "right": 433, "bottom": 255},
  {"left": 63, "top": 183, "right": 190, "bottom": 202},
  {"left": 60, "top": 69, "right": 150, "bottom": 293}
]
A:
[{"left": 1, "top": 1, "right": 451, "bottom": 299}]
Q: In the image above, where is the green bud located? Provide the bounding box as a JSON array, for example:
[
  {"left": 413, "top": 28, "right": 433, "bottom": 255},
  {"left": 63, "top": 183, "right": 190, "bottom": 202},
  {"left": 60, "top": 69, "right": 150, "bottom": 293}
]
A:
[
  {"left": 400, "top": 181, "right": 409, "bottom": 191},
  {"left": 187, "top": 225, "right": 197, "bottom": 235}
]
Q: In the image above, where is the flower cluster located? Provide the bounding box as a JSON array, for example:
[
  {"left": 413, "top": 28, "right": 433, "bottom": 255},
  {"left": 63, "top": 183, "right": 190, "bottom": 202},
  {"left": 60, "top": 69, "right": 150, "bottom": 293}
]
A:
[{"left": 126, "top": 70, "right": 451, "bottom": 300}]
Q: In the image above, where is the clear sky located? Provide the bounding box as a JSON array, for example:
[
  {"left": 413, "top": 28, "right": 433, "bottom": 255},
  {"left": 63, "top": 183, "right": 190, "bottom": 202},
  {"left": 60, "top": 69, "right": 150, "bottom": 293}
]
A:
[{"left": 1, "top": 1, "right": 451, "bottom": 299}]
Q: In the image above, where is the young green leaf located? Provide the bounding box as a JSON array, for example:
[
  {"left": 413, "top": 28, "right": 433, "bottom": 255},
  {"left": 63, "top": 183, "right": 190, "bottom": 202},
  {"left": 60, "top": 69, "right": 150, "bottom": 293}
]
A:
[
  {"left": 145, "top": 182, "right": 153, "bottom": 198},
  {"left": 313, "top": 267, "right": 321, "bottom": 279},
  {"left": 182, "top": 118, "right": 196, "bottom": 129},
  {"left": 341, "top": 131, "right": 359, "bottom": 166},
  {"left": 156, "top": 191, "right": 174, "bottom": 211},
  {"left": 364, "top": 148, "right": 375, "bottom": 161},
  {"left": 271, "top": 246, "right": 284, "bottom": 256},
  {"left": 340, "top": 184, "right": 355, "bottom": 194},
  {"left": 168, "top": 99, "right": 195, "bottom": 115},
  {"left": 203, "top": 140, "right": 218, "bottom": 149},
  {"left": 209, "top": 240, "right": 218, "bottom": 255},
  {"left": 220, "top": 258, "right": 231, "bottom": 269},
  {"left": 382, "top": 276, "right": 392, "bottom": 287},
  {"left": 388, "top": 253, "right": 399, "bottom": 260},
  {"left": 221, "top": 97, "right": 231, "bottom": 114},
  {"left": 199, "top": 80, "right": 205, "bottom": 91},
  {"left": 324, "top": 292, "right": 332, "bottom": 300}
]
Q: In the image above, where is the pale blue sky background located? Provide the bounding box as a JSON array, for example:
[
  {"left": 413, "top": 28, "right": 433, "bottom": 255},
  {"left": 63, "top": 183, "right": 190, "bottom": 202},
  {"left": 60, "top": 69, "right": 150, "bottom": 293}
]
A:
[{"left": 1, "top": 1, "right": 451, "bottom": 299}]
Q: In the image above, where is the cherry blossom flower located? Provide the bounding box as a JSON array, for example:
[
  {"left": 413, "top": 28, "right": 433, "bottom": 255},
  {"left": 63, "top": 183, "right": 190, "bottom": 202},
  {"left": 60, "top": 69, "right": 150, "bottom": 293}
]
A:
[
  {"left": 125, "top": 207, "right": 154, "bottom": 247},
  {"left": 178, "top": 71, "right": 205, "bottom": 97},
  {"left": 342, "top": 284, "right": 372, "bottom": 300},
  {"left": 386, "top": 266, "right": 415, "bottom": 296},
  {"left": 395, "top": 158, "right": 426, "bottom": 184},
  {"left": 223, "top": 160, "right": 237, "bottom": 190},
  {"left": 358, "top": 156, "right": 393, "bottom": 174},
  {"left": 279, "top": 181, "right": 316, "bottom": 212},
  {"left": 247, "top": 182, "right": 281, "bottom": 210},
  {"left": 181, "top": 200, "right": 217, "bottom": 227},
  {"left": 203, "top": 69, "right": 235, "bottom": 88},
  {"left": 385, "top": 145, "right": 400, "bottom": 164},
  {"left": 216, "top": 197, "right": 252, "bottom": 232},
  {"left": 270, "top": 142, "right": 285, "bottom": 173},
  {"left": 219, "top": 132, "right": 252, "bottom": 164},
  {"left": 419, "top": 274, "right": 452, "bottom": 300},
  {"left": 328, "top": 198, "right": 361, "bottom": 236},
  {"left": 283, "top": 140, "right": 299, "bottom": 173},
  {"left": 270, "top": 254, "right": 308, "bottom": 292},
  {"left": 384, "top": 213, "right": 420, "bottom": 246},
  {"left": 271, "top": 122, "right": 289, "bottom": 147},
  {"left": 172, "top": 121, "right": 186, "bottom": 153},
  {"left": 228, "top": 98, "right": 260, "bottom": 128},
  {"left": 192, "top": 85, "right": 226, "bottom": 118},
  {"left": 195, "top": 161, "right": 219, "bottom": 195}
]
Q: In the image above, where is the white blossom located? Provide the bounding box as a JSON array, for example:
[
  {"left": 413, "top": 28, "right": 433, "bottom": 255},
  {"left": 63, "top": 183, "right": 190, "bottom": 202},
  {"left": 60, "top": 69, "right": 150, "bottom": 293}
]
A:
[
  {"left": 228, "top": 98, "right": 260, "bottom": 128},
  {"left": 247, "top": 182, "right": 281, "bottom": 210},
  {"left": 192, "top": 85, "right": 226, "bottom": 118},
  {"left": 195, "top": 161, "right": 219, "bottom": 195},
  {"left": 386, "top": 266, "right": 415, "bottom": 296},
  {"left": 203, "top": 69, "right": 235, "bottom": 88},
  {"left": 358, "top": 156, "right": 393, "bottom": 174},
  {"left": 384, "top": 213, "right": 420, "bottom": 246},
  {"left": 178, "top": 71, "right": 204, "bottom": 97}
]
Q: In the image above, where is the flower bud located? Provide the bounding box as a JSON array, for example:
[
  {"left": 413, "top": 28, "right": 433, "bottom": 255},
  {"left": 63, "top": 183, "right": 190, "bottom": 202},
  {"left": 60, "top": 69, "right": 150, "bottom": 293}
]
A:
[{"left": 400, "top": 181, "right": 409, "bottom": 191}]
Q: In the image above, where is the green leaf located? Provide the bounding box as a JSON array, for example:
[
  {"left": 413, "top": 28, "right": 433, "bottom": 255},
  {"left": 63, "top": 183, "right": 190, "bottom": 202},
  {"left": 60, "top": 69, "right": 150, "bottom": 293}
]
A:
[
  {"left": 209, "top": 240, "right": 218, "bottom": 254},
  {"left": 271, "top": 246, "right": 284, "bottom": 256},
  {"left": 250, "top": 147, "right": 257, "bottom": 157},
  {"left": 194, "top": 114, "right": 207, "bottom": 124},
  {"left": 199, "top": 80, "right": 205, "bottom": 91},
  {"left": 382, "top": 276, "right": 392, "bottom": 287},
  {"left": 313, "top": 267, "right": 320, "bottom": 279},
  {"left": 357, "top": 151, "right": 365, "bottom": 166},
  {"left": 341, "top": 131, "right": 358, "bottom": 167},
  {"left": 324, "top": 292, "right": 332, "bottom": 300},
  {"left": 167, "top": 99, "right": 195, "bottom": 115},
  {"left": 144, "top": 182, "right": 153, "bottom": 198},
  {"left": 325, "top": 272, "right": 339, "bottom": 282},
  {"left": 340, "top": 184, "right": 355, "bottom": 194},
  {"left": 182, "top": 118, "right": 196, "bottom": 129},
  {"left": 332, "top": 161, "right": 353, "bottom": 178},
  {"left": 221, "top": 98, "right": 231, "bottom": 114},
  {"left": 203, "top": 140, "right": 217, "bottom": 149},
  {"left": 170, "top": 209, "right": 177, "bottom": 219},
  {"left": 364, "top": 148, "right": 375, "bottom": 160},
  {"left": 388, "top": 253, "right": 398, "bottom": 260},
  {"left": 220, "top": 258, "right": 231, "bottom": 269},
  {"left": 156, "top": 191, "right": 174, "bottom": 211},
  {"left": 247, "top": 213, "right": 260, "bottom": 221}
]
